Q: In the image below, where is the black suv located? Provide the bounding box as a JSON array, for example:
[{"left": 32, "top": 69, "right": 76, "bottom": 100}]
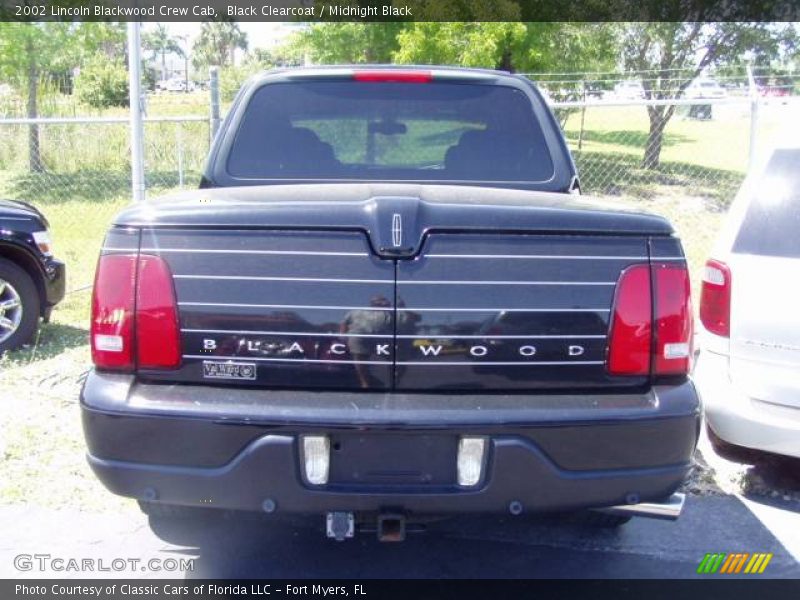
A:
[{"left": 0, "top": 199, "right": 66, "bottom": 353}]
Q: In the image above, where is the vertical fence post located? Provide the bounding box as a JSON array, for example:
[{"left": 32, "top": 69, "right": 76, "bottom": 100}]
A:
[
  {"left": 127, "top": 22, "right": 146, "bottom": 203},
  {"left": 209, "top": 66, "right": 221, "bottom": 144},
  {"left": 577, "top": 80, "right": 587, "bottom": 152},
  {"left": 747, "top": 65, "right": 759, "bottom": 171},
  {"left": 176, "top": 122, "right": 184, "bottom": 189}
]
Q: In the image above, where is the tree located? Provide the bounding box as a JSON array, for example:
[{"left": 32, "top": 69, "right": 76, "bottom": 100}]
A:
[
  {"left": 74, "top": 56, "right": 129, "bottom": 109},
  {"left": 192, "top": 21, "right": 248, "bottom": 71},
  {"left": 143, "top": 24, "right": 184, "bottom": 82},
  {"left": 393, "top": 23, "right": 526, "bottom": 69},
  {"left": 293, "top": 23, "right": 405, "bottom": 64},
  {"left": 285, "top": 12, "right": 620, "bottom": 77},
  {"left": 304, "top": 1, "right": 525, "bottom": 68},
  {"left": 619, "top": 22, "right": 797, "bottom": 169},
  {"left": 250, "top": 45, "right": 304, "bottom": 69},
  {"left": 0, "top": 23, "right": 72, "bottom": 172},
  {"left": 0, "top": 22, "right": 120, "bottom": 171},
  {"left": 393, "top": 22, "right": 617, "bottom": 75}
]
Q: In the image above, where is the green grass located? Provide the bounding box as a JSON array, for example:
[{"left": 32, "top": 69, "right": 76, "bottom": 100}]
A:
[
  {"left": 561, "top": 104, "right": 751, "bottom": 207},
  {"left": 563, "top": 104, "right": 751, "bottom": 172},
  {"left": 0, "top": 165, "right": 190, "bottom": 513}
]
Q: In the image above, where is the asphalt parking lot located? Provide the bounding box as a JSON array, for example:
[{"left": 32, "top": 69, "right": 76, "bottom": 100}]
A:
[{"left": 1, "top": 468, "right": 798, "bottom": 579}]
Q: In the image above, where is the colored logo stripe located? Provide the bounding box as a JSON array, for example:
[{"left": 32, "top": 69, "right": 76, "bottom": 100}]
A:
[
  {"left": 697, "top": 553, "right": 773, "bottom": 574},
  {"left": 697, "top": 553, "right": 725, "bottom": 574},
  {"left": 745, "top": 553, "right": 773, "bottom": 574},
  {"left": 720, "top": 553, "right": 749, "bottom": 573}
]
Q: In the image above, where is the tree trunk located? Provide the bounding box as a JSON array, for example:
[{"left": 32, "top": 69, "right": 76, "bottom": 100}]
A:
[
  {"left": 497, "top": 48, "right": 514, "bottom": 73},
  {"left": 642, "top": 107, "right": 668, "bottom": 170},
  {"left": 26, "top": 39, "right": 43, "bottom": 173}
]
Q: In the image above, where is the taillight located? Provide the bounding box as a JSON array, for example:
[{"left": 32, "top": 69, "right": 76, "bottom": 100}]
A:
[
  {"left": 699, "top": 259, "right": 731, "bottom": 337},
  {"left": 91, "top": 254, "right": 181, "bottom": 371},
  {"left": 136, "top": 255, "right": 181, "bottom": 369},
  {"left": 607, "top": 262, "right": 693, "bottom": 377},
  {"left": 607, "top": 264, "right": 652, "bottom": 375},
  {"left": 91, "top": 255, "right": 137, "bottom": 370},
  {"left": 653, "top": 264, "right": 693, "bottom": 375},
  {"left": 353, "top": 70, "right": 432, "bottom": 83}
]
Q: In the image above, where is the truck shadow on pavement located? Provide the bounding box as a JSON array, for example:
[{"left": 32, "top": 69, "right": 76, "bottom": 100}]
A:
[{"left": 145, "top": 496, "right": 798, "bottom": 579}]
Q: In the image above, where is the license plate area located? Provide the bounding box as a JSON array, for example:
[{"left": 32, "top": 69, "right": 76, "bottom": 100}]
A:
[{"left": 328, "top": 434, "right": 458, "bottom": 487}]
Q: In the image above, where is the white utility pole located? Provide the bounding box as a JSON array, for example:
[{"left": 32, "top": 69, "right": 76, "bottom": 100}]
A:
[
  {"left": 127, "top": 22, "right": 146, "bottom": 202},
  {"left": 746, "top": 64, "right": 760, "bottom": 171}
]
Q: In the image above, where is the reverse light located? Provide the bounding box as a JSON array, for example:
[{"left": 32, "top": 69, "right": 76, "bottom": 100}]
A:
[
  {"left": 93, "top": 334, "right": 124, "bottom": 352},
  {"left": 91, "top": 254, "right": 181, "bottom": 371},
  {"left": 91, "top": 255, "right": 137, "bottom": 370},
  {"left": 353, "top": 70, "right": 432, "bottom": 83},
  {"left": 302, "top": 435, "right": 331, "bottom": 485},
  {"left": 699, "top": 259, "right": 731, "bottom": 337},
  {"left": 653, "top": 263, "right": 694, "bottom": 375},
  {"left": 457, "top": 437, "right": 486, "bottom": 487}
]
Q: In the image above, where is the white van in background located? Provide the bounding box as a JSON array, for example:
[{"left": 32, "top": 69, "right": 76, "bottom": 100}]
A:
[{"left": 695, "top": 137, "right": 800, "bottom": 461}]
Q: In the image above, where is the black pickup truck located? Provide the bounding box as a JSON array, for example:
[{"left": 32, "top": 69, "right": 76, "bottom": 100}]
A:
[{"left": 82, "top": 67, "right": 698, "bottom": 540}]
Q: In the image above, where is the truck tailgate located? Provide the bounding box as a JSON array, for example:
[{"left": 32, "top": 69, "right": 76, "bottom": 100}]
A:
[{"left": 125, "top": 227, "right": 664, "bottom": 392}]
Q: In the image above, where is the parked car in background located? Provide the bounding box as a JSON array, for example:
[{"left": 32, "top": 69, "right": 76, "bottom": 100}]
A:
[
  {"left": 613, "top": 80, "right": 645, "bottom": 99},
  {"left": 695, "top": 135, "right": 800, "bottom": 461},
  {"left": 584, "top": 83, "right": 605, "bottom": 99},
  {"left": 758, "top": 76, "right": 794, "bottom": 98},
  {"left": 165, "top": 78, "right": 195, "bottom": 93},
  {"left": 685, "top": 79, "right": 727, "bottom": 100},
  {"left": 0, "top": 200, "right": 66, "bottom": 353}
]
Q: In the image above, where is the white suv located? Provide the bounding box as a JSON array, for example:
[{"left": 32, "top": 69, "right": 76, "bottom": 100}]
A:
[
  {"left": 613, "top": 80, "right": 645, "bottom": 99},
  {"left": 695, "top": 139, "right": 800, "bottom": 460},
  {"left": 685, "top": 79, "right": 727, "bottom": 100}
]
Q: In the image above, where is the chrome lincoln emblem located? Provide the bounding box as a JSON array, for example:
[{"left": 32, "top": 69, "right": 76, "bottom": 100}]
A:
[{"left": 391, "top": 213, "right": 402, "bottom": 247}]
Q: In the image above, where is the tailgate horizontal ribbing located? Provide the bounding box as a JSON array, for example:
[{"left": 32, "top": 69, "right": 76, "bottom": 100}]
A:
[
  {"left": 393, "top": 233, "right": 648, "bottom": 390},
  {"left": 179, "top": 302, "right": 389, "bottom": 311},
  {"left": 141, "top": 247, "right": 369, "bottom": 257},
  {"left": 181, "top": 329, "right": 605, "bottom": 339},
  {"left": 135, "top": 228, "right": 660, "bottom": 392},
  {"left": 146, "top": 228, "right": 395, "bottom": 390}
]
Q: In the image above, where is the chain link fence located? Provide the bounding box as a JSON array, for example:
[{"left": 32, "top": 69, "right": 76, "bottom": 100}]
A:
[
  {"left": 0, "top": 91, "right": 793, "bottom": 327},
  {"left": 555, "top": 99, "right": 751, "bottom": 203},
  {"left": 0, "top": 116, "right": 210, "bottom": 304},
  {"left": 550, "top": 95, "right": 796, "bottom": 292}
]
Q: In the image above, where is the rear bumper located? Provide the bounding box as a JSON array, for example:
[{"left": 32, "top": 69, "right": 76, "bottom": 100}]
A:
[
  {"left": 696, "top": 350, "right": 800, "bottom": 459},
  {"left": 81, "top": 371, "right": 701, "bottom": 515}
]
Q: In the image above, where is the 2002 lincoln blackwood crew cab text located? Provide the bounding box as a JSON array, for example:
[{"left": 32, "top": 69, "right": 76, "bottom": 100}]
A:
[{"left": 81, "top": 66, "right": 699, "bottom": 540}]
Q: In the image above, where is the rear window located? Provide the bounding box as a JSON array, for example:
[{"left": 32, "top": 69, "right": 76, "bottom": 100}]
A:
[
  {"left": 734, "top": 149, "right": 800, "bottom": 258},
  {"left": 226, "top": 81, "right": 554, "bottom": 183}
]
